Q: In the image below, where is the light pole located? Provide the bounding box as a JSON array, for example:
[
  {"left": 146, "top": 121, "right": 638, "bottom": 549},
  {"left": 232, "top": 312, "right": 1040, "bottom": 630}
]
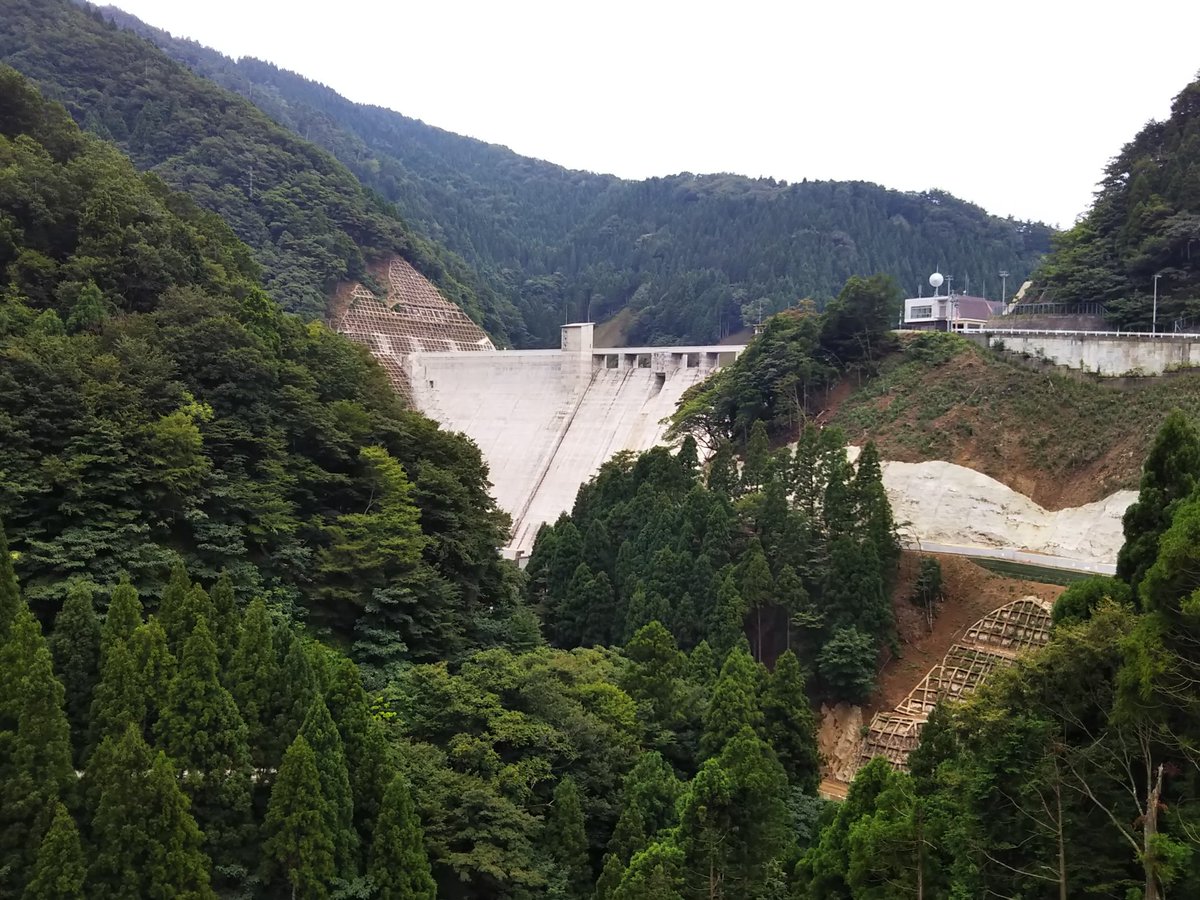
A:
[
  {"left": 1153, "top": 274, "right": 1162, "bottom": 335},
  {"left": 999, "top": 270, "right": 1009, "bottom": 305}
]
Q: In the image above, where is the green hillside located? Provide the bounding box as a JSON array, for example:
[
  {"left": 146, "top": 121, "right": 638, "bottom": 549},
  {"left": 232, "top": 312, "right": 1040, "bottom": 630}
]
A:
[
  {"left": 0, "top": 0, "right": 522, "bottom": 341},
  {"left": 98, "top": 5, "right": 1053, "bottom": 347},
  {"left": 1034, "top": 72, "right": 1200, "bottom": 329}
]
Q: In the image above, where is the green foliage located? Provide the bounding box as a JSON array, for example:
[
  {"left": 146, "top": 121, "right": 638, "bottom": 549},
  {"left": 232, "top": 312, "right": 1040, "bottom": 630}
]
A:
[
  {"left": 22, "top": 802, "right": 85, "bottom": 900},
  {"left": 100, "top": 575, "right": 142, "bottom": 659},
  {"left": 0, "top": 603, "right": 74, "bottom": 894},
  {"left": 700, "top": 646, "right": 764, "bottom": 760},
  {"left": 543, "top": 776, "right": 590, "bottom": 897},
  {"left": 613, "top": 841, "right": 685, "bottom": 900},
  {"left": 0, "top": 517, "right": 19, "bottom": 638},
  {"left": 1116, "top": 409, "right": 1200, "bottom": 593},
  {"left": 816, "top": 627, "right": 878, "bottom": 704},
  {"left": 298, "top": 695, "right": 358, "bottom": 873},
  {"left": 367, "top": 774, "right": 436, "bottom": 900},
  {"left": 1052, "top": 575, "right": 1132, "bottom": 625},
  {"left": 87, "top": 637, "right": 145, "bottom": 760},
  {"left": 48, "top": 580, "right": 100, "bottom": 760},
  {"left": 156, "top": 617, "right": 253, "bottom": 873},
  {"left": 262, "top": 734, "right": 335, "bottom": 900},
  {"left": 88, "top": 724, "right": 215, "bottom": 899},
  {"left": 1032, "top": 74, "right": 1200, "bottom": 328},
  {"left": 761, "top": 650, "right": 820, "bottom": 793}
]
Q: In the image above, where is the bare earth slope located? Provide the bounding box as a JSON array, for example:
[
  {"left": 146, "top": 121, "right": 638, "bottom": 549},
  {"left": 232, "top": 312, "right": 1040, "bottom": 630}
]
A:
[{"left": 832, "top": 333, "right": 1200, "bottom": 508}]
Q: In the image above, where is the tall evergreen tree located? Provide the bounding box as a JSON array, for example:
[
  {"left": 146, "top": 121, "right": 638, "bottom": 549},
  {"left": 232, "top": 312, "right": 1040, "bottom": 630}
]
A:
[
  {"left": 741, "top": 420, "right": 771, "bottom": 494},
  {"left": 228, "top": 597, "right": 280, "bottom": 769},
  {"left": 157, "top": 559, "right": 193, "bottom": 653},
  {"left": 700, "top": 646, "right": 764, "bottom": 760},
  {"left": 609, "top": 752, "right": 683, "bottom": 865},
  {"left": 854, "top": 442, "right": 900, "bottom": 573},
  {"left": 208, "top": 570, "right": 240, "bottom": 668},
  {"left": 737, "top": 539, "right": 774, "bottom": 662},
  {"left": 0, "top": 605, "right": 74, "bottom": 895},
  {"left": 0, "top": 516, "right": 18, "bottom": 638},
  {"left": 299, "top": 695, "right": 358, "bottom": 873},
  {"left": 48, "top": 580, "right": 101, "bottom": 761},
  {"left": 88, "top": 633, "right": 146, "bottom": 757},
  {"left": 156, "top": 618, "right": 253, "bottom": 873},
  {"left": 99, "top": 575, "right": 142, "bottom": 661},
  {"left": 326, "top": 656, "right": 392, "bottom": 850},
  {"left": 707, "top": 572, "right": 746, "bottom": 663},
  {"left": 614, "top": 841, "right": 685, "bottom": 900},
  {"left": 22, "top": 802, "right": 86, "bottom": 900},
  {"left": 367, "top": 774, "right": 436, "bottom": 900},
  {"left": 132, "top": 616, "right": 176, "bottom": 739},
  {"left": 87, "top": 724, "right": 215, "bottom": 900},
  {"left": 262, "top": 735, "right": 335, "bottom": 900},
  {"left": 543, "top": 776, "right": 590, "bottom": 897},
  {"left": 1116, "top": 409, "right": 1200, "bottom": 592},
  {"left": 269, "top": 627, "right": 320, "bottom": 775},
  {"left": 706, "top": 441, "right": 739, "bottom": 497},
  {"left": 761, "top": 650, "right": 820, "bottom": 792}
]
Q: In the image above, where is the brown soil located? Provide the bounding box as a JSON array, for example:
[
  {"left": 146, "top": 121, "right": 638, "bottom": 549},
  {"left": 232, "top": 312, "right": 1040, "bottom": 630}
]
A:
[
  {"left": 829, "top": 335, "right": 1200, "bottom": 509},
  {"left": 866, "top": 551, "right": 1065, "bottom": 718}
]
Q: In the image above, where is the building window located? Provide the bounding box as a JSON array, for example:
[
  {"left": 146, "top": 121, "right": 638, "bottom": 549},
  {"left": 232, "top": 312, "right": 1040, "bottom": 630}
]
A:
[{"left": 910, "top": 305, "right": 933, "bottom": 319}]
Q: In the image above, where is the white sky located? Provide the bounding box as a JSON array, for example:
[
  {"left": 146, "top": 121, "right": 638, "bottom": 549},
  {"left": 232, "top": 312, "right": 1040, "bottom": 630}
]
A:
[{"left": 111, "top": 0, "right": 1200, "bottom": 228}]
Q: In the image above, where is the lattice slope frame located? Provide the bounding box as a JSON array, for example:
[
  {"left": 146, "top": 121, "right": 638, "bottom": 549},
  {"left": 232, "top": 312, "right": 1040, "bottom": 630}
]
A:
[
  {"left": 331, "top": 257, "right": 495, "bottom": 402},
  {"left": 856, "top": 596, "right": 1054, "bottom": 771}
]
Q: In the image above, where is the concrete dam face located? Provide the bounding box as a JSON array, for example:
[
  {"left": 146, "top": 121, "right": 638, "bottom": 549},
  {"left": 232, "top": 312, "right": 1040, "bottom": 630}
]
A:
[
  {"left": 332, "top": 268, "right": 742, "bottom": 557},
  {"left": 406, "top": 325, "right": 743, "bottom": 556}
]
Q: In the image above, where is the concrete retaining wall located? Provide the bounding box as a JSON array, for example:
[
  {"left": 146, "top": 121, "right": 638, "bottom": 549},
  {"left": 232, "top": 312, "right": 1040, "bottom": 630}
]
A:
[{"left": 973, "top": 331, "right": 1200, "bottom": 375}]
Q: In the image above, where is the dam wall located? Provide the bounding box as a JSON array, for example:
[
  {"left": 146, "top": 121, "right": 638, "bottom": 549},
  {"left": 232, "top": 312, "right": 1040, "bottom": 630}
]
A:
[
  {"left": 407, "top": 324, "right": 743, "bottom": 557},
  {"left": 969, "top": 329, "right": 1200, "bottom": 375}
]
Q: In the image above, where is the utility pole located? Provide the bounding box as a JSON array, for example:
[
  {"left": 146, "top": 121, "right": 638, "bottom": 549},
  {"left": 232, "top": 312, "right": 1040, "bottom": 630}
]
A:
[{"left": 999, "top": 270, "right": 1009, "bottom": 304}]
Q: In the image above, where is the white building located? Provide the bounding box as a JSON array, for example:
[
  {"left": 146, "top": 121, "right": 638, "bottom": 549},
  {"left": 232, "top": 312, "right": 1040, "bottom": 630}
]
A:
[{"left": 903, "top": 294, "right": 1004, "bottom": 332}]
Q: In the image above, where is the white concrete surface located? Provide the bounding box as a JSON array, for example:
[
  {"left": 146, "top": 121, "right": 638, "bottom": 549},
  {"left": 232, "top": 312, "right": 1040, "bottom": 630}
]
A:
[
  {"left": 846, "top": 448, "right": 1134, "bottom": 569},
  {"left": 975, "top": 330, "right": 1200, "bottom": 375},
  {"left": 407, "top": 338, "right": 738, "bottom": 557}
]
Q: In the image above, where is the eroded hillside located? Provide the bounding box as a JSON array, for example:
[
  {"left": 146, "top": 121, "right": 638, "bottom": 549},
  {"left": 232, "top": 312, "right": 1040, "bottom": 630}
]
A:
[{"left": 831, "top": 332, "right": 1200, "bottom": 507}]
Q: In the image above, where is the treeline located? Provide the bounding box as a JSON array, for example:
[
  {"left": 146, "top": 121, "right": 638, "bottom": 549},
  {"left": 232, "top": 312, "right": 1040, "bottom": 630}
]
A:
[
  {"left": 0, "top": 549, "right": 436, "bottom": 898},
  {"left": 802, "top": 410, "right": 1200, "bottom": 899},
  {"left": 96, "top": 5, "right": 1052, "bottom": 347},
  {"left": 670, "top": 274, "right": 900, "bottom": 445},
  {"left": 0, "top": 0, "right": 522, "bottom": 341},
  {"left": 0, "top": 66, "right": 517, "bottom": 683},
  {"left": 1034, "top": 72, "right": 1200, "bottom": 329},
  {"left": 527, "top": 427, "right": 900, "bottom": 705}
]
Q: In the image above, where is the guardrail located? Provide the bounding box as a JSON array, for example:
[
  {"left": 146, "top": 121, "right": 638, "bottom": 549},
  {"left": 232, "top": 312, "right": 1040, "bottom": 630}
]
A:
[{"left": 983, "top": 328, "right": 1200, "bottom": 339}]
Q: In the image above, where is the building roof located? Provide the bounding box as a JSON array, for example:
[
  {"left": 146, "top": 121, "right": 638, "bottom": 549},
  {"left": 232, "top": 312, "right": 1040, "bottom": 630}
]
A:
[{"left": 954, "top": 296, "right": 1005, "bottom": 320}]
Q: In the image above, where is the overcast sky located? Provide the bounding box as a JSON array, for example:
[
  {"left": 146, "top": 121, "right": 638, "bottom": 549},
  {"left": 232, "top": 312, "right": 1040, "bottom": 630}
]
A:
[{"left": 110, "top": 0, "right": 1200, "bottom": 228}]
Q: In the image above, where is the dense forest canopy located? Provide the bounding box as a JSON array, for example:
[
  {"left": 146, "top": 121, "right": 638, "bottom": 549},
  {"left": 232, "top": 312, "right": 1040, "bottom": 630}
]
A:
[
  {"left": 0, "top": 0, "right": 523, "bottom": 341},
  {"left": 97, "top": 4, "right": 1052, "bottom": 347},
  {"left": 1034, "top": 71, "right": 1200, "bottom": 329}
]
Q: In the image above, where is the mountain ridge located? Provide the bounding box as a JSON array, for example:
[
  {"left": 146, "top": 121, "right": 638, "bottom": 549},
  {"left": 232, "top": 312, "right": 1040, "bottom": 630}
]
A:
[{"left": 94, "top": 3, "right": 1055, "bottom": 347}]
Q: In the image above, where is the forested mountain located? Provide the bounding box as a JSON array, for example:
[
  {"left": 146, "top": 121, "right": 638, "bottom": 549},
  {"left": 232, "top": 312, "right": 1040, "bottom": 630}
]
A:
[
  {"left": 1034, "top": 71, "right": 1200, "bottom": 329},
  {"left": 0, "top": 0, "right": 523, "bottom": 341},
  {"left": 97, "top": 4, "right": 1053, "bottom": 346}
]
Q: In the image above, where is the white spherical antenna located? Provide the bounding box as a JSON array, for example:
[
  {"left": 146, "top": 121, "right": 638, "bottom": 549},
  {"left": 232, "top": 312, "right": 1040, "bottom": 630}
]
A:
[{"left": 929, "top": 272, "right": 944, "bottom": 289}]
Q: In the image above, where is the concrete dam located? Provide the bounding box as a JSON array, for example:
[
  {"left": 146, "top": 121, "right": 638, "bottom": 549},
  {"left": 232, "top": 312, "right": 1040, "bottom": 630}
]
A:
[{"left": 332, "top": 259, "right": 743, "bottom": 557}]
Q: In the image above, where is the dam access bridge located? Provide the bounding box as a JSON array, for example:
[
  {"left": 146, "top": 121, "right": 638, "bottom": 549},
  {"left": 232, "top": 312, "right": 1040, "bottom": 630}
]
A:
[{"left": 406, "top": 323, "right": 744, "bottom": 558}]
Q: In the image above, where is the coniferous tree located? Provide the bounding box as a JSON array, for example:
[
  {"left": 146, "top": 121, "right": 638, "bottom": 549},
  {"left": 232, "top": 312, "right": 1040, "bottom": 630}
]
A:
[
  {"left": 595, "top": 853, "right": 625, "bottom": 900},
  {"left": 622, "top": 587, "right": 670, "bottom": 644},
  {"left": 707, "top": 573, "right": 746, "bottom": 662},
  {"left": 706, "top": 441, "right": 738, "bottom": 497},
  {"left": 157, "top": 559, "right": 193, "bottom": 653},
  {"left": 99, "top": 575, "right": 142, "bottom": 661},
  {"left": 0, "top": 516, "right": 18, "bottom": 638},
  {"left": 687, "top": 640, "right": 718, "bottom": 689},
  {"left": 737, "top": 539, "right": 774, "bottom": 661},
  {"left": 761, "top": 650, "right": 820, "bottom": 792},
  {"left": 88, "top": 632, "right": 146, "bottom": 759},
  {"left": 88, "top": 724, "right": 215, "bottom": 900},
  {"left": 543, "top": 776, "right": 590, "bottom": 897},
  {"left": 367, "top": 774, "right": 436, "bottom": 900},
  {"left": 262, "top": 735, "right": 335, "bottom": 900},
  {"left": 742, "top": 420, "right": 771, "bottom": 494},
  {"left": 700, "top": 646, "right": 764, "bottom": 760},
  {"left": 132, "top": 616, "right": 176, "bottom": 739},
  {"left": 609, "top": 752, "right": 683, "bottom": 865},
  {"left": 614, "top": 841, "right": 685, "bottom": 900},
  {"left": 1116, "top": 409, "right": 1200, "bottom": 592},
  {"left": 326, "top": 656, "right": 392, "bottom": 850},
  {"left": 208, "top": 570, "right": 240, "bottom": 668},
  {"left": 0, "top": 605, "right": 74, "bottom": 894},
  {"left": 228, "top": 597, "right": 280, "bottom": 769},
  {"left": 299, "top": 695, "right": 358, "bottom": 873},
  {"left": 274, "top": 627, "right": 318, "bottom": 765},
  {"left": 49, "top": 580, "right": 101, "bottom": 761},
  {"left": 854, "top": 442, "right": 899, "bottom": 573},
  {"left": 156, "top": 618, "right": 253, "bottom": 873},
  {"left": 22, "top": 802, "right": 85, "bottom": 900}
]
